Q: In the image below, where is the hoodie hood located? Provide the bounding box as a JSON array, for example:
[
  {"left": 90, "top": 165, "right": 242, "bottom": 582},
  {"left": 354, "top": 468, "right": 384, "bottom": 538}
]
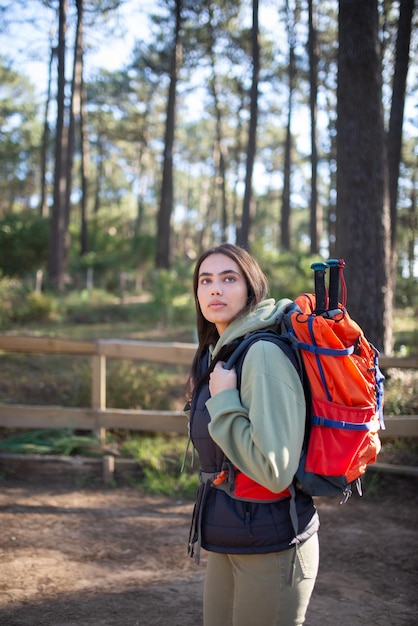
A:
[{"left": 211, "top": 298, "right": 292, "bottom": 360}]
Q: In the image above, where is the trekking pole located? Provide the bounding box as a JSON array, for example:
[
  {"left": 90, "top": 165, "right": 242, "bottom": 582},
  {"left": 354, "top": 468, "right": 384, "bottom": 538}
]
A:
[
  {"left": 327, "top": 259, "right": 346, "bottom": 309},
  {"left": 310, "top": 261, "right": 328, "bottom": 315}
]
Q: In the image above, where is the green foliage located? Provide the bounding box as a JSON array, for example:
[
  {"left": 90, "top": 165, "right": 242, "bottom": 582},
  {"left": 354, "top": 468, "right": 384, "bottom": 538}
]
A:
[
  {"left": 145, "top": 263, "right": 195, "bottom": 325},
  {"left": 15, "top": 291, "right": 56, "bottom": 324},
  {"left": 0, "top": 429, "right": 103, "bottom": 456},
  {"left": 0, "top": 271, "right": 195, "bottom": 331},
  {"left": 63, "top": 289, "right": 126, "bottom": 324},
  {"left": 0, "top": 212, "right": 49, "bottom": 277},
  {"left": 139, "top": 465, "right": 199, "bottom": 498},
  {"left": 70, "top": 214, "right": 155, "bottom": 290},
  {"left": 121, "top": 434, "right": 198, "bottom": 498},
  {"left": 392, "top": 307, "right": 418, "bottom": 356},
  {"left": 384, "top": 368, "right": 418, "bottom": 416},
  {"left": 107, "top": 361, "right": 182, "bottom": 411},
  {"left": 0, "top": 352, "right": 92, "bottom": 408},
  {"left": 0, "top": 278, "right": 55, "bottom": 326},
  {"left": 0, "top": 61, "right": 42, "bottom": 215},
  {"left": 379, "top": 438, "right": 418, "bottom": 466},
  {"left": 394, "top": 274, "right": 418, "bottom": 308},
  {"left": 0, "top": 278, "right": 21, "bottom": 325},
  {"left": 253, "top": 249, "right": 324, "bottom": 300},
  {"left": 63, "top": 292, "right": 194, "bottom": 328}
]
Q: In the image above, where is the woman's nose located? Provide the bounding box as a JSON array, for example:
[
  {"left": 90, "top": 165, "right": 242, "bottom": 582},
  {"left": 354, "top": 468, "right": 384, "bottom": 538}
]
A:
[{"left": 211, "top": 284, "right": 222, "bottom": 295}]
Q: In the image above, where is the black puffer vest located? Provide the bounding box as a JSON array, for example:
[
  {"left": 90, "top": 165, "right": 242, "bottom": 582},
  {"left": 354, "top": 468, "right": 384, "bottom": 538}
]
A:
[{"left": 188, "top": 348, "right": 319, "bottom": 561}]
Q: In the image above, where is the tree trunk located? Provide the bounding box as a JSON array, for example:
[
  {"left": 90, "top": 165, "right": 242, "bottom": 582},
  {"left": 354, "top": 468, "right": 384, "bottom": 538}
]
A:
[
  {"left": 336, "top": 0, "right": 393, "bottom": 354},
  {"left": 387, "top": 0, "right": 414, "bottom": 251},
  {"left": 230, "top": 91, "right": 245, "bottom": 241},
  {"left": 156, "top": 0, "right": 182, "bottom": 269},
  {"left": 93, "top": 132, "right": 104, "bottom": 215},
  {"left": 407, "top": 172, "right": 417, "bottom": 279},
  {"left": 39, "top": 43, "right": 54, "bottom": 218},
  {"left": 80, "top": 76, "right": 89, "bottom": 256},
  {"left": 308, "top": 0, "right": 321, "bottom": 255},
  {"left": 47, "top": 0, "right": 68, "bottom": 290},
  {"left": 280, "top": 0, "right": 296, "bottom": 252},
  {"left": 64, "top": 0, "right": 84, "bottom": 266},
  {"left": 134, "top": 140, "right": 147, "bottom": 240},
  {"left": 207, "top": 6, "right": 228, "bottom": 241},
  {"left": 209, "top": 75, "right": 227, "bottom": 241},
  {"left": 280, "top": 116, "right": 291, "bottom": 251},
  {"left": 238, "top": 0, "right": 259, "bottom": 250}
]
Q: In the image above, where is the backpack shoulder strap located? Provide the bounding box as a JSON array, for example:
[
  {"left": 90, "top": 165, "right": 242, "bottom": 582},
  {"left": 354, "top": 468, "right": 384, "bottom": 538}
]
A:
[{"left": 224, "top": 329, "right": 302, "bottom": 382}]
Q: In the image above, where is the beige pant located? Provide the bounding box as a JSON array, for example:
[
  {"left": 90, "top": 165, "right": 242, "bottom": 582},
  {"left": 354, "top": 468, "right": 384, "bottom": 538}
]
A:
[{"left": 203, "top": 533, "right": 319, "bottom": 626}]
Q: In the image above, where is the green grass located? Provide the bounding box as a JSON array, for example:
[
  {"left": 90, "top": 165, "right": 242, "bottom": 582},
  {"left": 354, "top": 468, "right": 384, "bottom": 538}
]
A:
[
  {"left": 0, "top": 428, "right": 105, "bottom": 456},
  {"left": 121, "top": 434, "right": 199, "bottom": 498}
]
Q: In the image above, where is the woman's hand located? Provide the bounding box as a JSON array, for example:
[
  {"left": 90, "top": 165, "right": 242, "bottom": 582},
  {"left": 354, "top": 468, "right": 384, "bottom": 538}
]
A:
[{"left": 209, "top": 361, "right": 237, "bottom": 397}]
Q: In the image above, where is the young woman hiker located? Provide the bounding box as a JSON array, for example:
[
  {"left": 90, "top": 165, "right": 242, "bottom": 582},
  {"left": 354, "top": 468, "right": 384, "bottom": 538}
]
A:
[{"left": 185, "top": 243, "right": 320, "bottom": 626}]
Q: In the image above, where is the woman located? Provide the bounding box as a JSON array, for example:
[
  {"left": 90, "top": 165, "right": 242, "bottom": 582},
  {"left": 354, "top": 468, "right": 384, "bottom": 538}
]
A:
[{"left": 186, "top": 243, "right": 319, "bottom": 626}]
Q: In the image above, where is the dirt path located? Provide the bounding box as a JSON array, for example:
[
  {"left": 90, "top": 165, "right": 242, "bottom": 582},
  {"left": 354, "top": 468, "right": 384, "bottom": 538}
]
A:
[{"left": 0, "top": 472, "right": 417, "bottom": 626}]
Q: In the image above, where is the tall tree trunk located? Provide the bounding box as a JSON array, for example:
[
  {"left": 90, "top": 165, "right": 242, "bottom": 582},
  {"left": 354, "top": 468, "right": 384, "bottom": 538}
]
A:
[
  {"left": 231, "top": 91, "right": 245, "bottom": 241},
  {"left": 156, "top": 0, "right": 182, "bottom": 269},
  {"left": 39, "top": 43, "right": 55, "bottom": 218},
  {"left": 336, "top": 0, "right": 392, "bottom": 354},
  {"left": 387, "top": 0, "right": 414, "bottom": 252},
  {"left": 280, "top": 0, "right": 296, "bottom": 252},
  {"left": 208, "top": 69, "right": 227, "bottom": 239},
  {"left": 134, "top": 140, "right": 147, "bottom": 239},
  {"left": 407, "top": 172, "right": 417, "bottom": 279},
  {"left": 238, "top": 0, "right": 259, "bottom": 250},
  {"left": 93, "top": 132, "right": 104, "bottom": 214},
  {"left": 281, "top": 101, "right": 292, "bottom": 251},
  {"left": 64, "top": 0, "right": 84, "bottom": 268},
  {"left": 47, "top": 0, "right": 68, "bottom": 290},
  {"left": 207, "top": 6, "right": 228, "bottom": 242},
  {"left": 80, "top": 76, "right": 89, "bottom": 255},
  {"left": 308, "top": 0, "right": 321, "bottom": 255}
]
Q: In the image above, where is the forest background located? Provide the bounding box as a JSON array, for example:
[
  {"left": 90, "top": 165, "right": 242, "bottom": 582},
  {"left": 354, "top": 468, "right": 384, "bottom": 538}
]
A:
[{"left": 0, "top": 0, "right": 417, "bottom": 357}]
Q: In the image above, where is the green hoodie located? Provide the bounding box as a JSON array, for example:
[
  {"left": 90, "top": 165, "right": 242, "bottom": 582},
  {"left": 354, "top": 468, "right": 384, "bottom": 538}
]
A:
[{"left": 206, "top": 298, "right": 306, "bottom": 494}]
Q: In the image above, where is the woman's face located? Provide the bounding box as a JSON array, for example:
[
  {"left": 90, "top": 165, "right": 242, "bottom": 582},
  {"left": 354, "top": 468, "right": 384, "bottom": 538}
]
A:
[{"left": 197, "top": 253, "right": 248, "bottom": 335}]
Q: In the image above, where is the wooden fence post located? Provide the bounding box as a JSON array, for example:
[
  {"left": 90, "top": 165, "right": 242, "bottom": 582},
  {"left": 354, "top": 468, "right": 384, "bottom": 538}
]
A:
[
  {"left": 103, "top": 455, "right": 115, "bottom": 484},
  {"left": 92, "top": 353, "right": 106, "bottom": 445}
]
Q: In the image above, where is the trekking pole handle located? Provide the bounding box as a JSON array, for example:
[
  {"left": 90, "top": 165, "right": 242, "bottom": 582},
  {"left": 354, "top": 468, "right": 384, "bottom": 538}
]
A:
[
  {"left": 327, "top": 259, "right": 345, "bottom": 309},
  {"left": 310, "top": 262, "right": 327, "bottom": 314}
]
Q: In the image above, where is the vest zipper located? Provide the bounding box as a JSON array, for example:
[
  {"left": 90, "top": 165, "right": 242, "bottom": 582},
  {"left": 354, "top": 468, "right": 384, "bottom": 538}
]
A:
[{"left": 244, "top": 506, "right": 253, "bottom": 537}]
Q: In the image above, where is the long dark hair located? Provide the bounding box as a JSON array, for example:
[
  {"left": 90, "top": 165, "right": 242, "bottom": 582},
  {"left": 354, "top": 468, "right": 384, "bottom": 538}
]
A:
[{"left": 187, "top": 243, "right": 269, "bottom": 397}]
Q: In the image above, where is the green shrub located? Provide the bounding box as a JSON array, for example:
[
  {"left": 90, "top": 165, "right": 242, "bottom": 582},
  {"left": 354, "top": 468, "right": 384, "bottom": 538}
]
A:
[
  {"left": 16, "top": 291, "right": 56, "bottom": 323},
  {"left": 384, "top": 368, "right": 418, "bottom": 416},
  {"left": 395, "top": 275, "right": 418, "bottom": 308},
  {"left": 0, "top": 212, "right": 49, "bottom": 277},
  {"left": 0, "top": 278, "right": 55, "bottom": 326},
  {"left": 121, "top": 434, "right": 198, "bottom": 498},
  {"left": 107, "top": 361, "right": 184, "bottom": 411},
  {"left": 0, "top": 429, "right": 103, "bottom": 456}
]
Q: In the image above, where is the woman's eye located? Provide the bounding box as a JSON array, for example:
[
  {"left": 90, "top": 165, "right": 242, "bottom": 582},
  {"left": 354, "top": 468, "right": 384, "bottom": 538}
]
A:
[{"left": 225, "top": 275, "right": 236, "bottom": 282}]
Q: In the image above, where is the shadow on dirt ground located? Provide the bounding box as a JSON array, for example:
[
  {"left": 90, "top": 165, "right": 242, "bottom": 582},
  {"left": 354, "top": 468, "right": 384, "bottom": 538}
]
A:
[{"left": 0, "top": 471, "right": 417, "bottom": 626}]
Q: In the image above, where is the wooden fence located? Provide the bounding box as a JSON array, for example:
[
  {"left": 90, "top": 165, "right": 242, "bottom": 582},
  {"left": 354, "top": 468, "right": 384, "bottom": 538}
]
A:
[{"left": 0, "top": 333, "right": 418, "bottom": 441}]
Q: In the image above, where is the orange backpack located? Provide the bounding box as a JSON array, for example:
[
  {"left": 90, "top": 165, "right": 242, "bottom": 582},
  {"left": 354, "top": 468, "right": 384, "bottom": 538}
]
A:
[{"left": 225, "top": 259, "right": 385, "bottom": 503}]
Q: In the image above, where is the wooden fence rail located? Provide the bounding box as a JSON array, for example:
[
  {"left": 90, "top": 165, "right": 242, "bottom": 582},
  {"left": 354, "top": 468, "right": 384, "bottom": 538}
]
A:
[{"left": 0, "top": 334, "right": 418, "bottom": 440}]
